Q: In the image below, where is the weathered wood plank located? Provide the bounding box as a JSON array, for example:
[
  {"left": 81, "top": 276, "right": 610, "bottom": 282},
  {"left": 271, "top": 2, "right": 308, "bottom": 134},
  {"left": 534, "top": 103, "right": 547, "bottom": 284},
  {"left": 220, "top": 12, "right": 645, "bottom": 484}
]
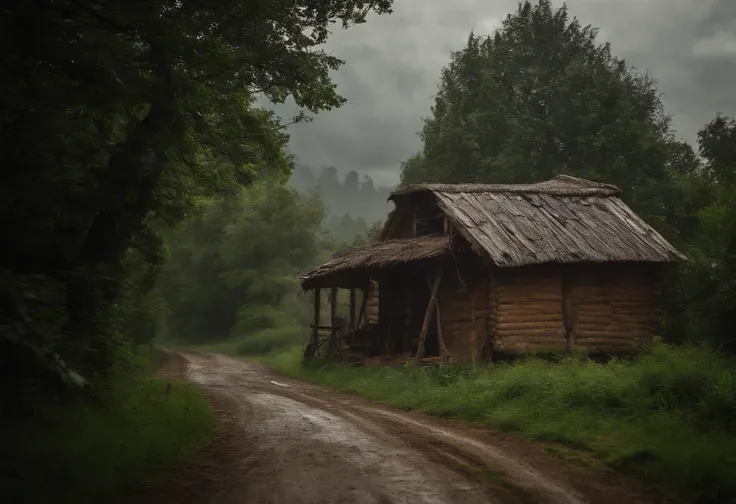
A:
[{"left": 415, "top": 267, "right": 443, "bottom": 365}]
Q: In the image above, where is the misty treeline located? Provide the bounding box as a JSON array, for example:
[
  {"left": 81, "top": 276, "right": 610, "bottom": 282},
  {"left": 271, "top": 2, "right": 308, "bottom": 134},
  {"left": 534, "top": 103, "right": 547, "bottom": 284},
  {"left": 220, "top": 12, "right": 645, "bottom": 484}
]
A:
[
  {"left": 288, "top": 165, "right": 392, "bottom": 243},
  {"left": 0, "top": 0, "right": 394, "bottom": 418}
]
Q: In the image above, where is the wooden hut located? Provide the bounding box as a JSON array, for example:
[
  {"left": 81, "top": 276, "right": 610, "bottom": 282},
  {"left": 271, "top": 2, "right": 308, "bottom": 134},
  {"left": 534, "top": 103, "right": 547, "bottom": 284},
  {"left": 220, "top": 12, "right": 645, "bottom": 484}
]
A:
[{"left": 300, "top": 175, "right": 685, "bottom": 362}]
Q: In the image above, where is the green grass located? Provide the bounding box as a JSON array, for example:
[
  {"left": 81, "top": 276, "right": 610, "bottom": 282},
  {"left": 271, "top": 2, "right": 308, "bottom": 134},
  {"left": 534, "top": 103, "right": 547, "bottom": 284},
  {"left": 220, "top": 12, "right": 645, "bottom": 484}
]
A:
[
  {"left": 269, "top": 344, "right": 736, "bottom": 504},
  {"left": 164, "top": 324, "right": 306, "bottom": 358},
  {"left": 3, "top": 352, "right": 216, "bottom": 504}
]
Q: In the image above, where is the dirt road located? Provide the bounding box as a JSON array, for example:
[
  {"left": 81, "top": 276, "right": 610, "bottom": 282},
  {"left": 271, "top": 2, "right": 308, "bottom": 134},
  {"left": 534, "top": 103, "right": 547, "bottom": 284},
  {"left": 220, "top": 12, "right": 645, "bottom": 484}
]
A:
[{"left": 132, "top": 350, "right": 665, "bottom": 504}]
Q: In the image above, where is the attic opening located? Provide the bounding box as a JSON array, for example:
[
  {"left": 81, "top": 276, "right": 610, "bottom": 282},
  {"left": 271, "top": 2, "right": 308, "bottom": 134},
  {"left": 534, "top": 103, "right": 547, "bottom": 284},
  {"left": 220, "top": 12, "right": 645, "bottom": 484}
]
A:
[{"left": 414, "top": 201, "right": 446, "bottom": 237}]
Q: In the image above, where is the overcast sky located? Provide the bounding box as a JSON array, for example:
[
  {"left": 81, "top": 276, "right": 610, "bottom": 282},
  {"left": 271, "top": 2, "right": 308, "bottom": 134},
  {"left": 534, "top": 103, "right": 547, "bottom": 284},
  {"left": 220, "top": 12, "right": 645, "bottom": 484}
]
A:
[{"left": 272, "top": 0, "right": 736, "bottom": 187}]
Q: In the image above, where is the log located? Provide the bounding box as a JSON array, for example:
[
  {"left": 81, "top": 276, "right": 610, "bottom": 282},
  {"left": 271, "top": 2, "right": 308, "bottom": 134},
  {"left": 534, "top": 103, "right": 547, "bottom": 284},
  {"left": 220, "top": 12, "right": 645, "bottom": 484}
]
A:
[
  {"left": 415, "top": 267, "right": 443, "bottom": 365},
  {"left": 496, "top": 306, "right": 562, "bottom": 316},
  {"left": 576, "top": 322, "right": 654, "bottom": 331},
  {"left": 497, "top": 321, "right": 564, "bottom": 330},
  {"left": 577, "top": 314, "right": 654, "bottom": 323},
  {"left": 498, "top": 288, "right": 562, "bottom": 295},
  {"left": 496, "top": 277, "right": 561, "bottom": 286},
  {"left": 576, "top": 305, "right": 655, "bottom": 312},
  {"left": 576, "top": 331, "right": 651, "bottom": 340},
  {"left": 497, "top": 295, "right": 562, "bottom": 303},
  {"left": 496, "top": 314, "right": 564, "bottom": 323},
  {"left": 574, "top": 296, "right": 657, "bottom": 303},
  {"left": 576, "top": 339, "right": 640, "bottom": 347},
  {"left": 496, "top": 330, "right": 566, "bottom": 339},
  {"left": 500, "top": 336, "right": 569, "bottom": 345},
  {"left": 576, "top": 337, "right": 647, "bottom": 346}
]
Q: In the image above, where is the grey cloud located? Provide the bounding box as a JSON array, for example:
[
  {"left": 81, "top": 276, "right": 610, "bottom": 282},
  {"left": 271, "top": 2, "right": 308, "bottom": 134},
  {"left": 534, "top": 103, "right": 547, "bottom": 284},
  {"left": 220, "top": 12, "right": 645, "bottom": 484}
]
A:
[{"left": 275, "top": 0, "right": 736, "bottom": 186}]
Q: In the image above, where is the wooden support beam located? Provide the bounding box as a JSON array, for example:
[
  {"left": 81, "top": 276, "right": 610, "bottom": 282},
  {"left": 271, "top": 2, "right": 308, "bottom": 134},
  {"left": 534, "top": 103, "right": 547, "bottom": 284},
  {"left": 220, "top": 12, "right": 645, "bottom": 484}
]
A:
[
  {"left": 358, "top": 288, "right": 367, "bottom": 328},
  {"left": 312, "top": 288, "right": 321, "bottom": 347},
  {"left": 330, "top": 286, "right": 338, "bottom": 326},
  {"left": 350, "top": 288, "right": 356, "bottom": 331},
  {"left": 328, "top": 287, "right": 339, "bottom": 357},
  {"left": 424, "top": 276, "right": 449, "bottom": 357},
  {"left": 562, "top": 271, "right": 577, "bottom": 351},
  {"left": 415, "top": 267, "right": 443, "bottom": 366}
]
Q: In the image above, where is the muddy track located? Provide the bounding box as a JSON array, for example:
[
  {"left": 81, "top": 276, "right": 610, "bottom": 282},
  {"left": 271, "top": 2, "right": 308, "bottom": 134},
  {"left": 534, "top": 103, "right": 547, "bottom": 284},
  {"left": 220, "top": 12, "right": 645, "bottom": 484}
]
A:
[{"left": 130, "top": 350, "right": 668, "bottom": 504}]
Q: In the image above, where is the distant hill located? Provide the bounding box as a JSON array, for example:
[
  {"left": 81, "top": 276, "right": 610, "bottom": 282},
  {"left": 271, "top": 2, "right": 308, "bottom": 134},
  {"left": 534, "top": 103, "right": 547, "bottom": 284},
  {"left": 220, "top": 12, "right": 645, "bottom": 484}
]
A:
[{"left": 287, "top": 165, "right": 395, "bottom": 244}]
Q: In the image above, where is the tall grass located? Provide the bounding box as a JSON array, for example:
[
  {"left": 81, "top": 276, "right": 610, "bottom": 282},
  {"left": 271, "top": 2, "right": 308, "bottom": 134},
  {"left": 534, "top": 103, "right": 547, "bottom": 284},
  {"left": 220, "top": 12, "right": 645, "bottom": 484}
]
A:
[
  {"left": 271, "top": 344, "right": 736, "bottom": 504},
  {"left": 2, "top": 349, "right": 215, "bottom": 504}
]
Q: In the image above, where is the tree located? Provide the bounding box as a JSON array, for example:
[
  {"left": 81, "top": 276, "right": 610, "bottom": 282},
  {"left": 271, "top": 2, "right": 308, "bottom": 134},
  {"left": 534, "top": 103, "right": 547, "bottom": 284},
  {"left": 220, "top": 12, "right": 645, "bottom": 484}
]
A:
[
  {"left": 361, "top": 175, "right": 377, "bottom": 195},
  {"left": 161, "top": 182, "right": 331, "bottom": 349},
  {"left": 0, "top": 0, "right": 393, "bottom": 401},
  {"left": 699, "top": 114, "right": 736, "bottom": 185},
  {"left": 344, "top": 170, "right": 361, "bottom": 194},
  {"left": 665, "top": 115, "right": 736, "bottom": 351},
  {"left": 402, "top": 0, "right": 673, "bottom": 220}
]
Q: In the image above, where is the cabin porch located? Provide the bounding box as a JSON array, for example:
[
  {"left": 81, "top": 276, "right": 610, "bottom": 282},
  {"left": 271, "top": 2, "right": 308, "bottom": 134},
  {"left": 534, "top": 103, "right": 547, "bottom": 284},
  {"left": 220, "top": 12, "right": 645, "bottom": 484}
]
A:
[{"left": 304, "top": 260, "right": 454, "bottom": 364}]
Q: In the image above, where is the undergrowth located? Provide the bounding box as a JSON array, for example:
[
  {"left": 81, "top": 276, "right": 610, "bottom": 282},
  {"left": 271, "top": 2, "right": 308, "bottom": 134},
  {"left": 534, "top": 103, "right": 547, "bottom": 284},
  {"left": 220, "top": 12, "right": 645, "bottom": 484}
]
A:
[
  {"left": 269, "top": 344, "right": 736, "bottom": 504},
  {"left": 166, "top": 324, "right": 305, "bottom": 358},
  {"left": 2, "top": 346, "right": 215, "bottom": 504}
]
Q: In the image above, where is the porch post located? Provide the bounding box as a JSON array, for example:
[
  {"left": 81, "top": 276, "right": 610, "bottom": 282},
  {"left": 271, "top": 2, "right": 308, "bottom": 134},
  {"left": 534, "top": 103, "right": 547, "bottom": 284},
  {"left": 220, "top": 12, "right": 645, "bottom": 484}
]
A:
[
  {"left": 312, "top": 288, "right": 321, "bottom": 347},
  {"left": 330, "top": 286, "right": 338, "bottom": 327},
  {"left": 349, "top": 287, "right": 356, "bottom": 331}
]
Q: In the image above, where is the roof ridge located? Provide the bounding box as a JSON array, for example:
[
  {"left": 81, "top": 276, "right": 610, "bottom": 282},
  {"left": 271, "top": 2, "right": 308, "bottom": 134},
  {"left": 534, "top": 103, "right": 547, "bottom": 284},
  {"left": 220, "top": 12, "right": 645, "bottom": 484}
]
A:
[{"left": 390, "top": 175, "right": 621, "bottom": 199}]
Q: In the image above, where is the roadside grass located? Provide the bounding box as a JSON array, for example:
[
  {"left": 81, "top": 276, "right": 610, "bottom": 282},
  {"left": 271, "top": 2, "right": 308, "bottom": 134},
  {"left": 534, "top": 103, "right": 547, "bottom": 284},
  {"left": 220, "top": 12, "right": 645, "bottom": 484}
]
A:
[
  {"left": 162, "top": 325, "right": 305, "bottom": 358},
  {"left": 269, "top": 344, "right": 736, "bottom": 504},
  {"left": 3, "top": 347, "right": 215, "bottom": 504}
]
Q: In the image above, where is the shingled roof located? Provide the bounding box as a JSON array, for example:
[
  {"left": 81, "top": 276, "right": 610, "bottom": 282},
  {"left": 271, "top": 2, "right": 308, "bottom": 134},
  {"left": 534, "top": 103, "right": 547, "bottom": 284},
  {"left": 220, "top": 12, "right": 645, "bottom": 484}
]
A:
[
  {"left": 388, "top": 175, "right": 685, "bottom": 268},
  {"left": 300, "top": 235, "right": 450, "bottom": 290}
]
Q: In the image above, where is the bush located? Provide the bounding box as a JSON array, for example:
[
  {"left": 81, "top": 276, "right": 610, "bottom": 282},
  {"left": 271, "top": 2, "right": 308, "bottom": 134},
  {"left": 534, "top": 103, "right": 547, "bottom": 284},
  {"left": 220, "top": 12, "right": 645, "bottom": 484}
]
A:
[
  {"left": 235, "top": 326, "right": 303, "bottom": 356},
  {"left": 1, "top": 350, "right": 215, "bottom": 504}
]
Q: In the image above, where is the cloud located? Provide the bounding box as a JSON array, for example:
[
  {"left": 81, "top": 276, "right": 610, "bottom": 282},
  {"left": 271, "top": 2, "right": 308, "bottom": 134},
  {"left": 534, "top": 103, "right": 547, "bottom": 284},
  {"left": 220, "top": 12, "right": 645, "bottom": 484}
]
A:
[{"left": 274, "top": 0, "right": 736, "bottom": 187}]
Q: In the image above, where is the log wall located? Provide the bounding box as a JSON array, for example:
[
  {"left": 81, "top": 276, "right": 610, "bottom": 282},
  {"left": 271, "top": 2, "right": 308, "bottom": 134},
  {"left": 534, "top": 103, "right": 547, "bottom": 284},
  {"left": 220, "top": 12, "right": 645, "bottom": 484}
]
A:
[
  {"left": 365, "top": 279, "right": 379, "bottom": 325},
  {"left": 568, "top": 264, "right": 662, "bottom": 354},
  {"left": 490, "top": 263, "right": 663, "bottom": 355},
  {"left": 437, "top": 256, "right": 490, "bottom": 359},
  {"left": 490, "top": 265, "right": 567, "bottom": 354}
]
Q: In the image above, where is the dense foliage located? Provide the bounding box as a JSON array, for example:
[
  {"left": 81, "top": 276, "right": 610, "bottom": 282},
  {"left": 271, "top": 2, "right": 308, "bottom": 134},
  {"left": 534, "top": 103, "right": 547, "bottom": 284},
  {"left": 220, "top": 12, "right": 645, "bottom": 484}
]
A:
[
  {"left": 400, "top": 0, "right": 736, "bottom": 352},
  {"left": 158, "top": 182, "right": 332, "bottom": 354},
  {"left": 0, "top": 0, "right": 393, "bottom": 410}
]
